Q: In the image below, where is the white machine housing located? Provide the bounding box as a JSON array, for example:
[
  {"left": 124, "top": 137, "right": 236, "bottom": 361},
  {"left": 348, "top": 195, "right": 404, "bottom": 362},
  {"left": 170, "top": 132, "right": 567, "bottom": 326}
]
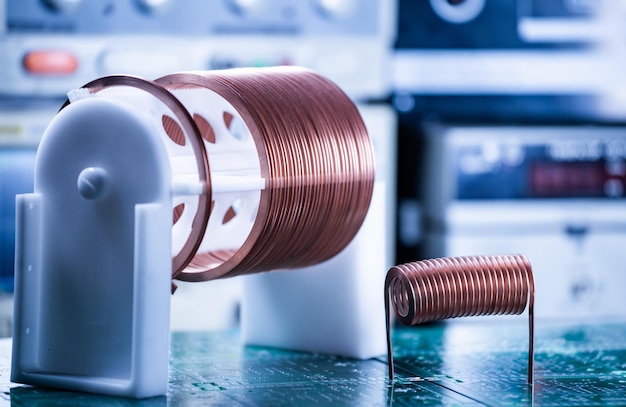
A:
[{"left": 422, "top": 125, "right": 626, "bottom": 321}]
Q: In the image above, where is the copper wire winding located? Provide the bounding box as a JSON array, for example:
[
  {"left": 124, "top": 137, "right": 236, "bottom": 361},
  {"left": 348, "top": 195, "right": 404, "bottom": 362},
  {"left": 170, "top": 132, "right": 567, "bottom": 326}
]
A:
[
  {"left": 385, "top": 254, "right": 535, "bottom": 384},
  {"left": 68, "top": 67, "right": 373, "bottom": 283},
  {"left": 156, "top": 67, "right": 375, "bottom": 281}
]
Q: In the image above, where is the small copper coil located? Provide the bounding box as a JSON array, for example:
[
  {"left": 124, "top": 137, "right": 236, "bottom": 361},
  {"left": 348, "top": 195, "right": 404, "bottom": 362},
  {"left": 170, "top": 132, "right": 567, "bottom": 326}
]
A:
[
  {"left": 385, "top": 254, "right": 535, "bottom": 385},
  {"left": 156, "top": 67, "right": 375, "bottom": 281}
]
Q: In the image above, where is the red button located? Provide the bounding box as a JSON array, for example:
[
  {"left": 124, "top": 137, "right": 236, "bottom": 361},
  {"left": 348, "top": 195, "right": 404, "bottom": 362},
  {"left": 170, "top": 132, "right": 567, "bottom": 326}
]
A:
[{"left": 23, "top": 50, "right": 78, "bottom": 75}]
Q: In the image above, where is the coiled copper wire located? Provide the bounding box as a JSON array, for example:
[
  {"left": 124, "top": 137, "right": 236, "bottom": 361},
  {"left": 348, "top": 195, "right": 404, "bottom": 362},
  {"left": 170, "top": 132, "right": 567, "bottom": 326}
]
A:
[
  {"left": 61, "top": 67, "right": 374, "bottom": 285},
  {"left": 157, "top": 67, "right": 375, "bottom": 281},
  {"left": 385, "top": 254, "right": 535, "bottom": 385}
]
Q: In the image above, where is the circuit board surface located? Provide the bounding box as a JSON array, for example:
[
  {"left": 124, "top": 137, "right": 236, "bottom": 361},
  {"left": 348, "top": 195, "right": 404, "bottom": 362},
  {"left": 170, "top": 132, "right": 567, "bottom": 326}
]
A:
[{"left": 6, "top": 320, "right": 626, "bottom": 406}]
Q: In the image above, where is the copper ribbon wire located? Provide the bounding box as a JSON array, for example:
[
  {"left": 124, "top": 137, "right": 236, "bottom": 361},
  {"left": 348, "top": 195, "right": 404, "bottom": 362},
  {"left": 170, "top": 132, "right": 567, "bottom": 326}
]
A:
[
  {"left": 156, "top": 67, "right": 375, "bottom": 281},
  {"left": 385, "top": 254, "right": 535, "bottom": 385}
]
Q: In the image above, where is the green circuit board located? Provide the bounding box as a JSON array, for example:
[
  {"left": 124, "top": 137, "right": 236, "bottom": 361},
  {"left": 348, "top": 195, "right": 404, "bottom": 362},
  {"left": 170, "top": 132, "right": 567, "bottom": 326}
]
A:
[
  {"left": 7, "top": 320, "right": 626, "bottom": 406},
  {"left": 390, "top": 321, "right": 626, "bottom": 406}
]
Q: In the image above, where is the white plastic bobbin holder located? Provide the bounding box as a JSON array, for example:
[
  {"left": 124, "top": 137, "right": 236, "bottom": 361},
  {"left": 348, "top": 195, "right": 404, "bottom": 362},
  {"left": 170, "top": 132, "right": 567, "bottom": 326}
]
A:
[{"left": 10, "top": 75, "right": 225, "bottom": 398}]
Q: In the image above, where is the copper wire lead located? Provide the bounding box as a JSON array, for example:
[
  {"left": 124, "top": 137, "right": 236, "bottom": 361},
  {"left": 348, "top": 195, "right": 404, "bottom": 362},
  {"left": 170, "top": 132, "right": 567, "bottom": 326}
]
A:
[{"left": 385, "top": 254, "right": 535, "bottom": 385}]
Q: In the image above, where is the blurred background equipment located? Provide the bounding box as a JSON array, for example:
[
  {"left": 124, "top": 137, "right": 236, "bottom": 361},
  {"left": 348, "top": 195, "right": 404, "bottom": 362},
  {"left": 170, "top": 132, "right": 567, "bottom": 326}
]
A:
[
  {"left": 1, "top": 0, "right": 394, "bottom": 99},
  {"left": 421, "top": 125, "right": 626, "bottom": 319},
  {"left": 394, "top": 0, "right": 626, "bottom": 321}
]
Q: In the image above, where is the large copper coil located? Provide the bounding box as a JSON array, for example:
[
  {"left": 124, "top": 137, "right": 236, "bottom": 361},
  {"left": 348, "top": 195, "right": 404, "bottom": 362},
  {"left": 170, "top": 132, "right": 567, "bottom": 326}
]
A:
[
  {"left": 385, "top": 254, "right": 535, "bottom": 384},
  {"left": 60, "top": 67, "right": 374, "bottom": 284},
  {"left": 156, "top": 66, "right": 375, "bottom": 281}
]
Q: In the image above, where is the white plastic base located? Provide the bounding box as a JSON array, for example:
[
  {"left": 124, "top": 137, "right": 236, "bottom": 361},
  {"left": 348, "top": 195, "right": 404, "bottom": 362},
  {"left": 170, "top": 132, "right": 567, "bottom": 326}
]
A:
[
  {"left": 241, "top": 182, "right": 388, "bottom": 359},
  {"left": 11, "top": 98, "right": 173, "bottom": 398}
]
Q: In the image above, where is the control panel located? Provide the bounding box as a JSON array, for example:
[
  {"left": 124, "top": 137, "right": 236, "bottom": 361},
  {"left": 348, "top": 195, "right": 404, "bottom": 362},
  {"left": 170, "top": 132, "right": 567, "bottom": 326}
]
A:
[
  {"left": 452, "top": 131, "right": 626, "bottom": 200},
  {"left": 1, "top": 0, "right": 395, "bottom": 100},
  {"left": 420, "top": 125, "right": 626, "bottom": 320},
  {"left": 6, "top": 0, "right": 377, "bottom": 35}
]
